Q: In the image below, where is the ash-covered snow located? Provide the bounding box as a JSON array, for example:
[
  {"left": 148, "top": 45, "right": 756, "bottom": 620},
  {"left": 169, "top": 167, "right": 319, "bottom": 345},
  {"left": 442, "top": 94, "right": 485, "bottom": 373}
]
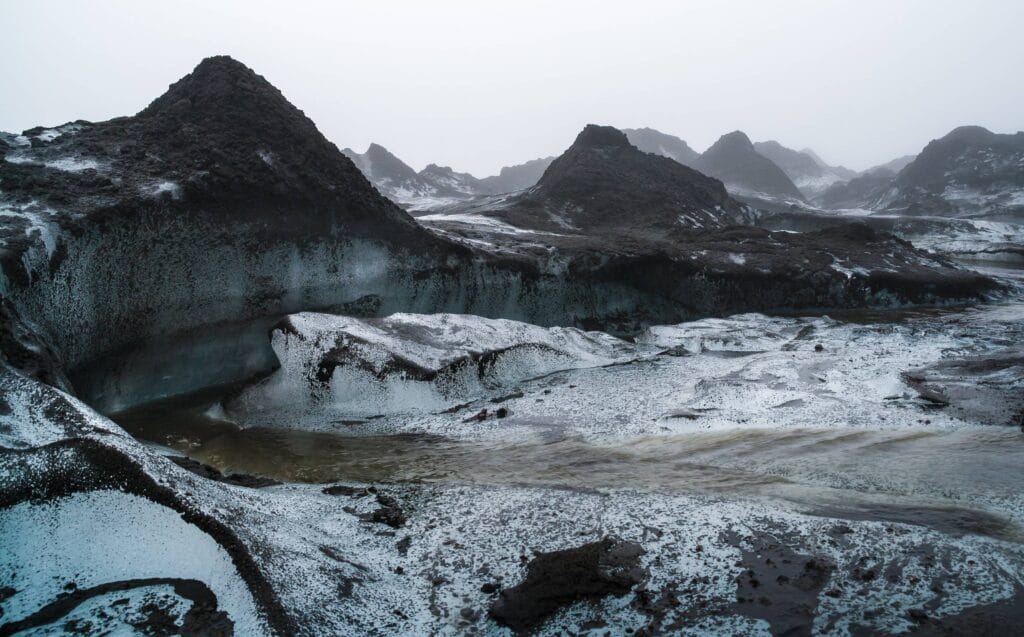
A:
[
  {"left": 0, "top": 199, "right": 61, "bottom": 264},
  {"left": 416, "top": 212, "right": 561, "bottom": 236},
  {"left": 4, "top": 154, "right": 102, "bottom": 172},
  {"left": 140, "top": 180, "right": 183, "bottom": 199}
]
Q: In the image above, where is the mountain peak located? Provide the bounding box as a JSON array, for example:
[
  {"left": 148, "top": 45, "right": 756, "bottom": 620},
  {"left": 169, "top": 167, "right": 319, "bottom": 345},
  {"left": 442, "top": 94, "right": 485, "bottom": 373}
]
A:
[
  {"left": 572, "top": 124, "right": 632, "bottom": 150},
  {"left": 139, "top": 56, "right": 289, "bottom": 123},
  {"left": 710, "top": 130, "right": 755, "bottom": 151},
  {"left": 513, "top": 125, "right": 745, "bottom": 234},
  {"left": 365, "top": 143, "right": 400, "bottom": 160},
  {"left": 697, "top": 131, "right": 806, "bottom": 202},
  {"left": 939, "top": 125, "right": 996, "bottom": 145}
]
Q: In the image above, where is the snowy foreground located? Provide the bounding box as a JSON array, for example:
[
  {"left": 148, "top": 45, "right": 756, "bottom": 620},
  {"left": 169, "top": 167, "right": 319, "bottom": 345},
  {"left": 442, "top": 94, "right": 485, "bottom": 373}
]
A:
[{"left": 3, "top": 284, "right": 1024, "bottom": 635}]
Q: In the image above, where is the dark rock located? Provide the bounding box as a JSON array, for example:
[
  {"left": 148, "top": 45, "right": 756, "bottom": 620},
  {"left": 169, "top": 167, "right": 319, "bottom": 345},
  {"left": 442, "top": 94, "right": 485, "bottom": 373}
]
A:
[
  {"left": 725, "top": 530, "right": 833, "bottom": 637},
  {"left": 167, "top": 456, "right": 280, "bottom": 488},
  {"left": 364, "top": 493, "right": 406, "bottom": 528},
  {"left": 322, "top": 484, "right": 370, "bottom": 497},
  {"left": 396, "top": 536, "right": 412, "bottom": 556},
  {"left": 489, "top": 537, "right": 645, "bottom": 634}
]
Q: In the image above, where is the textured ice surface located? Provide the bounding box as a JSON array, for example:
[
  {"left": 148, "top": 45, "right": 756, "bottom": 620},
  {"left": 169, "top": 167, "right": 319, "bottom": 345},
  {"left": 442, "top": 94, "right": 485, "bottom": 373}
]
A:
[
  {"left": 229, "top": 312, "right": 641, "bottom": 423},
  {"left": 209, "top": 481, "right": 1024, "bottom": 636},
  {"left": 228, "top": 302, "right": 1024, "bottom": 438}
]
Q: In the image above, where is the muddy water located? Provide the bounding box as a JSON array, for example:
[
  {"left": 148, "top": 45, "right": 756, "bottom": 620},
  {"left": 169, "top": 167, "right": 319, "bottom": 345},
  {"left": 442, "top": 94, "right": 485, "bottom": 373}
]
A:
[{"left": 115, "top": 394, "right": 1024, "bottom": 540}]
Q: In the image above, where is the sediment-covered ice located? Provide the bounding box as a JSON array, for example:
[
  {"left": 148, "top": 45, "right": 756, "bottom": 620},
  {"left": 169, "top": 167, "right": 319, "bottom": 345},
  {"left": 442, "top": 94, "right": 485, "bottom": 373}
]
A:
[
  {"left": 228, "top": 312, "right": 641, "bottom": 423},
  {"left": 227, "top": 301, "right": 1024, "bottom": 438}
]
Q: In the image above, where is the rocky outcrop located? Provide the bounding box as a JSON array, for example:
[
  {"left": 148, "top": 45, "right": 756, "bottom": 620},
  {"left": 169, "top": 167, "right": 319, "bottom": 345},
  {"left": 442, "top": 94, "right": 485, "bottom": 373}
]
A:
[
  {"left": 696, "top": 131, "right": 807, "bottom": 206},
  {"left": 623, "top": 127, "right": 700, "bottom": 166}
]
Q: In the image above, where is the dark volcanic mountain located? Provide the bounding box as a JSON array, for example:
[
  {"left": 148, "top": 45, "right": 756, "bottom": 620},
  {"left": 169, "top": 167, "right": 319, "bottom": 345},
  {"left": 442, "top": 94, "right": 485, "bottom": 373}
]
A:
[
  {"left": 420, "top": 125, "right": 995, "bottom": 311},
  {"left": 753, "top": 140, "right": 855, "bottom": 199},
  {"left": 881, "top": 126, "right": 1024, "bottom": 217},
  {"left": 623, "top": 127, "right": 700, "bottom": 166},
  {"left": 696, "top": 131, "right": 807, "bottom": 205},
  {"left": 484, "top": 124, "right": 748, "bottom": 235},
  {"left": 1, "top": 57, "right": 422, "bottom": 242}
]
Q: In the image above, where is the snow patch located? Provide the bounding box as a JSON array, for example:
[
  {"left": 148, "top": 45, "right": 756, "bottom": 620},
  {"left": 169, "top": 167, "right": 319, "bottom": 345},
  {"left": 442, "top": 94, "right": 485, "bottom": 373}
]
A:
[{"left": 0, "top": 491, "right": 269, "bottom": 635}]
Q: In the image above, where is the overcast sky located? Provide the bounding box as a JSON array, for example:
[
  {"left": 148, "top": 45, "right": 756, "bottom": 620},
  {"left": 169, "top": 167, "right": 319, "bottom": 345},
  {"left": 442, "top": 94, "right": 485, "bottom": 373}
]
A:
[{"left": 2, "top": 0, "right": 1022, "bottom": 175}]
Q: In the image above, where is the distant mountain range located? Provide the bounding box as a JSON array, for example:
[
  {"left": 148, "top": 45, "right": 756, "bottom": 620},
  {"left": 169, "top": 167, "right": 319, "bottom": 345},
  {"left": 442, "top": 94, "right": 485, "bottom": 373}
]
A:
[
  {"left": 817, "top": 126, "right": 1024, "bottom": 217},
  {"left": 622, "top": 128, "right": 700, "bottom": 166},
  {"left": 753, "top": 140, "right": 857, "bottom": 199},
  {"left": 341, "top": 144, "right": 553, "bottom": 206},
  {"left": 341, "top": 123, "right": 1020, "bottom": 221}
]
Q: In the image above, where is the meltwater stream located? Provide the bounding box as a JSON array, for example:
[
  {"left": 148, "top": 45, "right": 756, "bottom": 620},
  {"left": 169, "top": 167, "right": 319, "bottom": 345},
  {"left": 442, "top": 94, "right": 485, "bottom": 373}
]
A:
[{"left": 119, "top": 405, "right": 1024, "bottom": 539}]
